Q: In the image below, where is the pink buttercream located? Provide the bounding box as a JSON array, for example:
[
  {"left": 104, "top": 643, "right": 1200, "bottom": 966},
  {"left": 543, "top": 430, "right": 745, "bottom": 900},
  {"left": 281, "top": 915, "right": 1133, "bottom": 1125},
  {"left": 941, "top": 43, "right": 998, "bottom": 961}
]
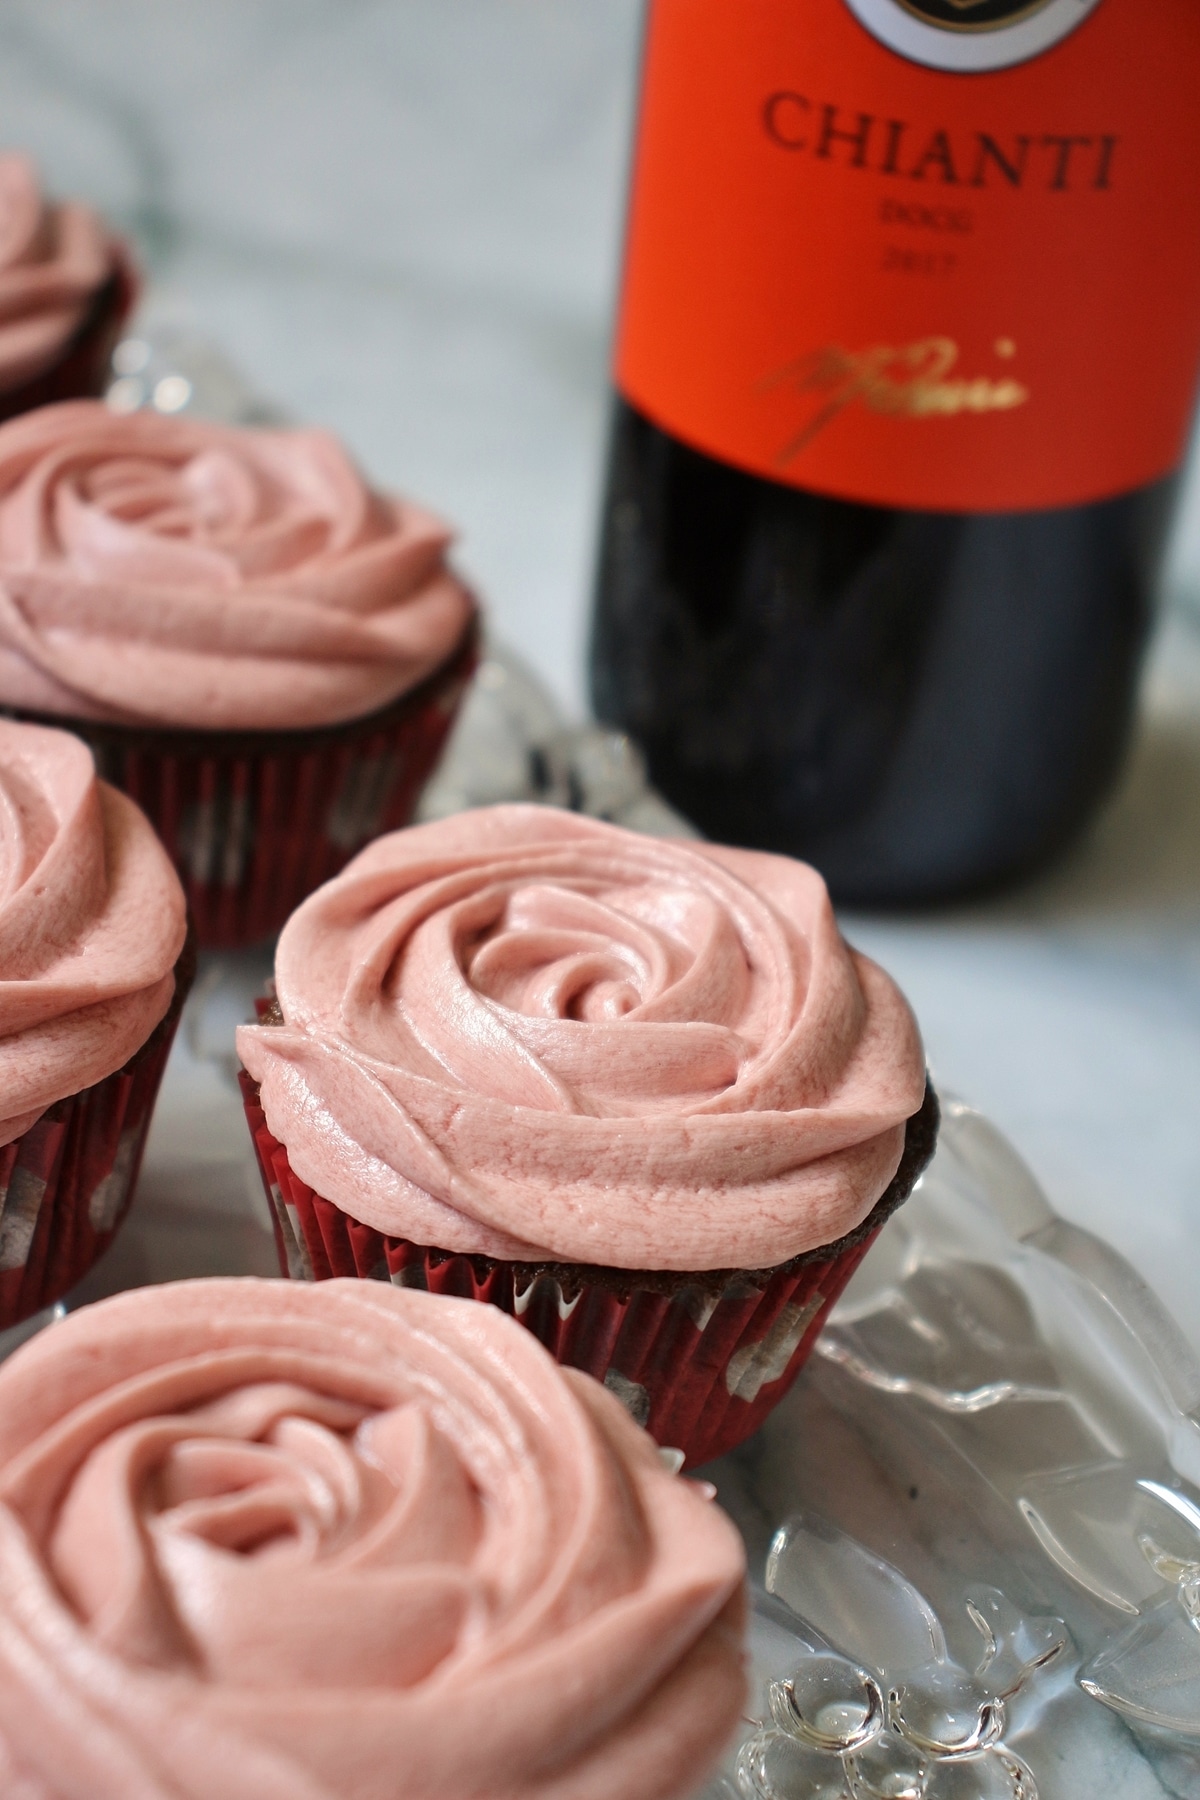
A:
[
  {"left": 0, "top": 155, "right": 115, "bottom": 393},
  {"left": 0, "top": 718, "right": 185, "bottom": 1143},
  {"left": 0, "top": 1278, "right": 746, "bottom": 1800},
  {"left": 0, "top": 402, "right": 476, "bottom": 729},
  {"left": 237, "top": 805, "right": 926, "bottom": 1270}
]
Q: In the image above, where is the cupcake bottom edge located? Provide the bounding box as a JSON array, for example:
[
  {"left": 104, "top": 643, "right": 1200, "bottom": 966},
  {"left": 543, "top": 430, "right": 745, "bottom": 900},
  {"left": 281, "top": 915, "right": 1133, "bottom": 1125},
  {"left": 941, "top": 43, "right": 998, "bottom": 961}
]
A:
[
  {"left": 1, "top": 621, "right": 479, "bottom": 951},
  {"left": 239, "top": 1072, "right": 936, "bottom": 1467},
  {"left": 0, "top": 933, "right": 195, "bottom": 1332}
]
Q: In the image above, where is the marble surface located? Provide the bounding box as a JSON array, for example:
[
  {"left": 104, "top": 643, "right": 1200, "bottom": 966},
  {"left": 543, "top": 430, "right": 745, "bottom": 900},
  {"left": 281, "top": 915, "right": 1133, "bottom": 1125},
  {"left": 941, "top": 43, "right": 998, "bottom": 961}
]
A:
[{"left": 2, "top": 0, "right": 1200, "bottom": 1356}]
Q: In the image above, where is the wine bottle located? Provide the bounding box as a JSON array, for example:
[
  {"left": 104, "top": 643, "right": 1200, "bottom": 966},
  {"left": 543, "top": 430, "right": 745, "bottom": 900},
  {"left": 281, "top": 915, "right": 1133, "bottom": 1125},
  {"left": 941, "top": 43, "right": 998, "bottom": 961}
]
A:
[{"left": 589, "top": 0, "right": 1200, "bottom": 904}]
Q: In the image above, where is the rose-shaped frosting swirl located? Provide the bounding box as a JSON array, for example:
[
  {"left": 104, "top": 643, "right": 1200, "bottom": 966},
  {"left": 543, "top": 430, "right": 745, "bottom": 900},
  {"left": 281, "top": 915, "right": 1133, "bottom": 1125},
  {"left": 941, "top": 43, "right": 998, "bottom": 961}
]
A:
[
  {"left": 237, "top": 805, "right": 926, "bottom": 1269},
  {"left": 0, "top": 401, "right": 476, "bottom": 729},
  {"left": 0, "top": 155, "right": 117, "bottom": 395},
  {"left": 0, "top": 1278, "right": 746, "bottom": 1800},
  {"left": 0, "top": 718, "right": 185, "bottom": 1144}
]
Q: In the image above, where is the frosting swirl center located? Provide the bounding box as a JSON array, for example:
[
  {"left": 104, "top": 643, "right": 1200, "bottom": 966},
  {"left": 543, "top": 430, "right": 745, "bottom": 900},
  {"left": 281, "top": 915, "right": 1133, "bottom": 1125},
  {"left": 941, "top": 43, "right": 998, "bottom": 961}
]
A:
[
  {"left": 0, "top": 718, "right": 185, "bottom": 1143},
  {"left": 0, "top": 403, "right": 475, "bottom": 729},
  {"left": 238, "top": 805, "right": 926, "bottom": 1268},
  {"left": 0, "top": 1279, "right": 746, "bottom": 1799}
]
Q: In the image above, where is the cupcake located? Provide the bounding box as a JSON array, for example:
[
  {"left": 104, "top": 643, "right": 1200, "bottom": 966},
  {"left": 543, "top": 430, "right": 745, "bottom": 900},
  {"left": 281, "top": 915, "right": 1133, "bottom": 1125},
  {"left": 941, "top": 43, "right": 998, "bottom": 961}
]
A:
[
  {"left": 0, "top": 1277, "right": 747, "bottom": 1800},
  {"left": 0, "top": 717, "right": 190, "bottom": 1328},
  {"left": 0, "top": 154, "right": 134, "bottom": 422},
  {"left": 0, "top": 401, "right": 478, "bottom": 948},
  {"left": 238, "top": 804, "right": 936, "bottom": 1466}
]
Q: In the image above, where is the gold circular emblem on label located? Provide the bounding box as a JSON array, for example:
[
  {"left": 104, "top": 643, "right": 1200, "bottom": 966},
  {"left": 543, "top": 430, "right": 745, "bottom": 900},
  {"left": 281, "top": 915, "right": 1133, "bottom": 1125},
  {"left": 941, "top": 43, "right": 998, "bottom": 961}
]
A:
[
  {"left": 845, "top": 0, "right": 1105, "bottom": 70},
  {"left": 894, "top": 0, "right": 1055, "bottom": 31}
]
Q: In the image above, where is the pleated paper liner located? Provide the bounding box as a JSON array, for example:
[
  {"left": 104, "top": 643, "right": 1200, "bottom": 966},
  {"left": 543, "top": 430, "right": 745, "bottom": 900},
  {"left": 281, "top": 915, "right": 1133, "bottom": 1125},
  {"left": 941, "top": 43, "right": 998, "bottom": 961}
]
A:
[
  {"left": 240, "top": 1072, "right": 937, "bottom": 1467},
  {"left": 4, "top": 622, "right": 478, "bottom": 951},
  {"left": 0, "top": 932, "right": 195, "bottom": 1331},
  {"left": 0, "top": 254, "right": 136, "bottom": 424}
]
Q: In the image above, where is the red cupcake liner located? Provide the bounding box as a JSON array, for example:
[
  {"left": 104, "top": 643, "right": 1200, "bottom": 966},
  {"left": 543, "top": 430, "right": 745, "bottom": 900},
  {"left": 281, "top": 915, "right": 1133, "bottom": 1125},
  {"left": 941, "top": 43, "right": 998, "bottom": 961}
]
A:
[
  {"left": 0, "top": 253, "right": 136, "bottom": 423},
  {"left": 240, "top": 1070, "right": 934, "bottom": 1467},
  {"left": 0, "top": 938, "right": 194, "bottom": 1332},
  {"left": 7, "top": 625, "right": 477, "bottom": 951}
]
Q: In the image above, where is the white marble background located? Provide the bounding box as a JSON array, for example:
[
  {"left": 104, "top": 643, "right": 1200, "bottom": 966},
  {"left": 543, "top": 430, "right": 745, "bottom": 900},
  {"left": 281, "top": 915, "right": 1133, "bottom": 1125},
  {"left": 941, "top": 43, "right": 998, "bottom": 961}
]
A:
[
  {"left": 2, "top": 0, "right": 1200, "bottom": 1349},
  {"left": 0, "top": 0, "right": 640, "bottom": 708}
]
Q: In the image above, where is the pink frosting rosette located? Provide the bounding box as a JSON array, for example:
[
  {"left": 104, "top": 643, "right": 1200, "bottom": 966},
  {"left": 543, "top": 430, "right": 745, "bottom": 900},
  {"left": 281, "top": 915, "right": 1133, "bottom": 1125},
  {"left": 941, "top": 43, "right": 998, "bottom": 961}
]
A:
[
  {"left": 0, "top": 717, "right": 185, "bottom": 1143},
  {"left": 0, "top": 1278, "right": 747, "bottom": 1800},
  {"left": 0, "top": 155, "right": 117, "bottom": 395},
  {"left": 237, "top": 805, "right": 927, "bottom": 1271},
  {"left": 0, "top": 401, "right": 475, "bottom": 729}
]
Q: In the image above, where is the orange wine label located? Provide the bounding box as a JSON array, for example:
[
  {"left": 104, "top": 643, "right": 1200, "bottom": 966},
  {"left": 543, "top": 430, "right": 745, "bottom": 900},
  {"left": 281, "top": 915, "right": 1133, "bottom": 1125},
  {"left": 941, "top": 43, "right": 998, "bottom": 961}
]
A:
[{"left": 615, "top": 0, "right": 1200, "bottom": 512}]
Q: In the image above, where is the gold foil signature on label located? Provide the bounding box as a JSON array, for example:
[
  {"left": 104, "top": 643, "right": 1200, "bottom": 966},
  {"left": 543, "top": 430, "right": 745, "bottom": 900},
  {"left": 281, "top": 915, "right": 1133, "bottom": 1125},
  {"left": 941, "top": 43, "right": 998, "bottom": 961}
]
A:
[{"left": 763, "top": 335, "right": 1029, "bottom": 465}]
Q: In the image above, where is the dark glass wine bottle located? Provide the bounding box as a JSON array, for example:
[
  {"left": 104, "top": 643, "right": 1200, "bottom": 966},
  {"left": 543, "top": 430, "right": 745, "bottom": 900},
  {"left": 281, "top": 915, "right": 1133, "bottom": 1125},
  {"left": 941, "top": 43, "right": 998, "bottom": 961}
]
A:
[
  {"left": 593, "top": 399, "right": 1175, "bottom": 903},
  {"left": 589, "top": 0, "right": 1200, "bottom": 905}
]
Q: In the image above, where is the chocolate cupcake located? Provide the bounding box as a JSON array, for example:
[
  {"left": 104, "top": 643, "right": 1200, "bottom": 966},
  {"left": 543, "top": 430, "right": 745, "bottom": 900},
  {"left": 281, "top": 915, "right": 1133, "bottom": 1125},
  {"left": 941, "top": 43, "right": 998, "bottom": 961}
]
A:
[
  {"left": 0, "top": 155, "right": 134, "bottom": 422},
  {"left": 0, "top": 718, "right": 190, "bottom": 1326},
  {"left": 0, "top": 1278, "right": 747, "bottom": 1800},
  {"left": 0, "top": 402, "right": 477, "bottom": 947},
  {"left": 238, "top": 804, "right": 936, "bottom": 1465}
]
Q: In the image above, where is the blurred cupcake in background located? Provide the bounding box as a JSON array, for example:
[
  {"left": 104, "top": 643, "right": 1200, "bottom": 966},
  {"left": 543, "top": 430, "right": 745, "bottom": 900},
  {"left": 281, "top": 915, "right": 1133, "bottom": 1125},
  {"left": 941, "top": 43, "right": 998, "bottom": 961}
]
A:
[
  {"left": 0, "top": 401, "right": 478, "bottom": 946},
  {"left": 0, "top": 154, "right": 134, "bottom": 422},
  {"left": 0, "top": 718, "right": 191, "bottom": 1328}
]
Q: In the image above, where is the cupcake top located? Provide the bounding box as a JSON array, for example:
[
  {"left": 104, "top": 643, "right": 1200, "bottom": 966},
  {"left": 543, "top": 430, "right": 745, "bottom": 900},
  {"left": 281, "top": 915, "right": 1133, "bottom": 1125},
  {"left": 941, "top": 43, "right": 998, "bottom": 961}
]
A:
[
  {"left": 0, "top": 1278, "right": 747, "bottom": 1800},
  {"left": 237, "top": 805, "right": 926, "bottom": 1271},
  {"left": 0, "top": 155, "right": 119, "bottom": 394},
  {"left": 0, "top": 402, "right": 476, "bottom": 730},
  {"left": 0, "top": 717, "right": 185, "bottom": 1143}
]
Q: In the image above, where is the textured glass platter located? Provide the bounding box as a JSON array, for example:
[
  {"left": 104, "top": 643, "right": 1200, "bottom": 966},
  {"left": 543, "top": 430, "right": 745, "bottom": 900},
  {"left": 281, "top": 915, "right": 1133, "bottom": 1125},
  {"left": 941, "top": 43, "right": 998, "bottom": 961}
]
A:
[
  {"left": 3, "top": 326, "right": 1193, "bottom": 1799},
  {"left": 697, "top": 1099, "right": 1200, "bottom": 1799}
]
